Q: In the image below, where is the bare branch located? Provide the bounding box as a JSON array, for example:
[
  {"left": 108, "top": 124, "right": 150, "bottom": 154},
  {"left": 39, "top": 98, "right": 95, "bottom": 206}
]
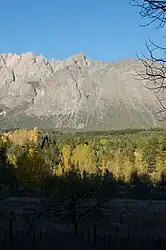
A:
[
  {"left": 130, "top": 18, "right": 166, "bottom": 115},
  {"left": 130, "top": 0, "right": 166, "bottom": 28}
]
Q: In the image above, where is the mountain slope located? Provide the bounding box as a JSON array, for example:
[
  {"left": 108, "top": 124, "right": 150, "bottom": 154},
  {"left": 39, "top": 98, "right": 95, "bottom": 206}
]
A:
[{"left": 0, "top": 52, "right": 163, "bottom": 130}]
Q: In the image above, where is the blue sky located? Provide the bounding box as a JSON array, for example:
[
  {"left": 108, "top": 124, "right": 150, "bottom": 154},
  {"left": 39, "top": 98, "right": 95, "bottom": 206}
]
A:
[{"left": 0, "top": 0, "right": 163, "bottom": 61}]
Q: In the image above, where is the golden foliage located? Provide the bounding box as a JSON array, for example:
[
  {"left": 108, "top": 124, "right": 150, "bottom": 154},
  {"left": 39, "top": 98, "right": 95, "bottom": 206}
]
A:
[
  {"left": 71, "top": 144, "right": 96, "bottom": 173},
  {"left": 53, "top": 164, "right": 63, "bottom": 176},
  {"left": 62, "top": 145, "right": 71, "bottom": 172},
  {"left": 15, "top": 143, "right": 45, "bottom": 188},
  {"left": 3, "top": 129, "right": 166, "bottom": 186},
  {"left": 1, "top": 127, "right": 38, "bottom": 146}
]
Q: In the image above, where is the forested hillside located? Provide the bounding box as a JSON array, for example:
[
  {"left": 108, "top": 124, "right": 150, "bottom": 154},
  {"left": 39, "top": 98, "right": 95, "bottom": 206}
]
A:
[{"left": 1, "top": 127, "right": 166, "bottom": 189}]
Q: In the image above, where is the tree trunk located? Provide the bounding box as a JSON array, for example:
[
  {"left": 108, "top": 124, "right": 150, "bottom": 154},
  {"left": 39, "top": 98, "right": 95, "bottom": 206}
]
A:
[
  {"left": 73, "top": 219, "right": 78, "bottom": 236},
  {"left": 72, "top": 207, "right": 79, "bottom": 236},
  {"left": 27, "top": 210, "right": 37, "bottom": 235}
]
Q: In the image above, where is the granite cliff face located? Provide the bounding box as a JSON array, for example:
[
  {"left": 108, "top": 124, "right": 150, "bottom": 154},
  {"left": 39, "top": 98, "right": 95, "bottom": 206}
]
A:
[{"left": 0, "top": 52, "right": 163, "bottom": 130}]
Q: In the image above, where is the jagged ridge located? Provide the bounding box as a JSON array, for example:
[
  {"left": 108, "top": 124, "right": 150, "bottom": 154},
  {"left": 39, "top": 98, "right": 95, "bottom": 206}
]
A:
[{"left": 0, "top": 52, "right": 163, "bottom": 130}]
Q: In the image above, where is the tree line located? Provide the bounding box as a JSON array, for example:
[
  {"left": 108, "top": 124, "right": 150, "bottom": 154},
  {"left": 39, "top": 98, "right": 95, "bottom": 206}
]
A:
[{"left": 0, "top": 127, "right": 166, "bottom": 187}]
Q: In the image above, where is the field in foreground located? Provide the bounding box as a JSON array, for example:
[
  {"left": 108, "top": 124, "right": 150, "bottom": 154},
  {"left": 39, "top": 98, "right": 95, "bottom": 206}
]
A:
[{"left": 0, "top": 197, "right": 166, "bottom": 238}]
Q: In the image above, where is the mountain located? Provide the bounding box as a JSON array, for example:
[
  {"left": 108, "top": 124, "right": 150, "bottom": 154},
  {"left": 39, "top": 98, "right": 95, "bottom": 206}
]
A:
[{"left": 0, "top": 52, "right": 164, "bottom": 130}]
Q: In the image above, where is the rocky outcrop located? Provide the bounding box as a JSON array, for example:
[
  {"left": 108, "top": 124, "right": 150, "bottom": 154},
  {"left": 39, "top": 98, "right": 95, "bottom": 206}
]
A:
[{"left": 0, "top": 52, "right": 163, "bottom": 130}]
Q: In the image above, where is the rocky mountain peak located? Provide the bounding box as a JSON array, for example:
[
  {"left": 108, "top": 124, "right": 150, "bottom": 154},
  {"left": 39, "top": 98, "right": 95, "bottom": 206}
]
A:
[
  {"left": 0, "top": 52, "right": 163, "bottom": 130},
  {"left": 64, "top": 52, "right": 87, "bottom": 67}
]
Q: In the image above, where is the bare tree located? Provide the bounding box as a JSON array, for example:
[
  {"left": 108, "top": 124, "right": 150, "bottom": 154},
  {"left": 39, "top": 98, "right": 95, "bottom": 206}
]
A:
[
  {"left": 130, "top": 0, "right": 166, "bottom": 116},
  {"left": 44, "top": 169, "right": 114, "bottom": 236}
]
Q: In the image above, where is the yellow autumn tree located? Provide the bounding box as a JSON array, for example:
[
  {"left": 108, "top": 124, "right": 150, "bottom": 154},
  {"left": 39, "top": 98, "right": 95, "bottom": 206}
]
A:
[
  {"left": 15, "top": 142, "right": 48, "bottom": 188},
  {"left": 71, "top": 144, "right": 96, "bottom": 173},
  {"left": 2, "top": 127, "right": 38, "bottom": 146},
  {"left": 7, "top": 143, "right": 21, "bottom": 166},
  {"left": 61, "top": 144, "right": 71, "bottom": 172}
]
